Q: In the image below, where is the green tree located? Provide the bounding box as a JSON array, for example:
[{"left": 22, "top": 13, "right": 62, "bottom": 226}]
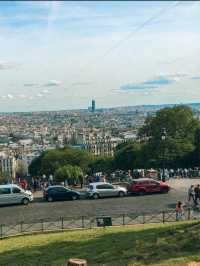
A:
[
  {"left": 88, "top": 156, "right": 114, "bottom": 174},
  {"left": 29, "top": 147, "right": 92, "bottom": 177},
  {"left": 0, "top": 171, "right": 11, "bottom": 184},
  {"left": 16, "top": 160, "right": 28, "bottom": 178},
  {"left": 139, "top": 105, "right": 200, "bottom": 168},
  {"left": 114, "top": 142, "right": 143, "bottom": 170},
  {"left": 55, "top": 165, "right": 83, "bottom": 185}
]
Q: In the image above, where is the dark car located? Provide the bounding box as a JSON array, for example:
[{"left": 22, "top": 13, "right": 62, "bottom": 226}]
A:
[
  {"left": 43, "top": 186, "right": 80, "bottom": 202},
  {"left": 128, "top": 178, "right": 170, "bottom": 195}
]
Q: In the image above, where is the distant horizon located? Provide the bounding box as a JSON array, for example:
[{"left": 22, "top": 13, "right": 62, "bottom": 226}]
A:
[{"left": 0, "top": 100, "right": 200, "bottom": 114}]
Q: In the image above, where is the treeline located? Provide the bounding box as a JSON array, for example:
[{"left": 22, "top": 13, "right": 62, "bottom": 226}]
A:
[{"left": 28, "top": 105, "right": 200, "bottom": 182}]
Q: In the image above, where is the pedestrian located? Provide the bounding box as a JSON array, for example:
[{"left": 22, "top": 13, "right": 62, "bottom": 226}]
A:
[
  {"left": 33, "top": 179, "right": 37, "bottom": 192},
  {"left": 176, "top": 201, "right": 184, "bottom": 220},
  {"left": 188, "top": 185, "right": 195, "bottom": 203},
  {"left": 194, "top": 184, "right": 200, "bottom": 205}
]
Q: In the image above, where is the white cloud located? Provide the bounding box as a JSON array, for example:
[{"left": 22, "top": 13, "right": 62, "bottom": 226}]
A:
[
  {"left": 0, "top": 61, "right": 19, "bottom": 70},
  {"left": 36, "top": 93, "right": 43, "bottom": 97},
  {"left": 42, "top": 89, "right": 50, "bottom": 94},
  {"left": 18, "top": 94, "right": 26, "bottom": 99},
  {"left": 44, "top": 80, "right": 62, "bottom": 87},
  {"left": 7, "top": 94, "right": 14, "bottom": 99}
]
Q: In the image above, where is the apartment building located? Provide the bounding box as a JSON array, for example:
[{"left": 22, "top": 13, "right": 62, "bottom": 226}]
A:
[{"left": 0, "top": 152, "right": 17, "bottom": 179}]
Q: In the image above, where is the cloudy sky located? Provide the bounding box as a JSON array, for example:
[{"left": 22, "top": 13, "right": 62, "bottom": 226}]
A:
[{"left": 0, "top": 1, "right": 200, "bottom": 112}]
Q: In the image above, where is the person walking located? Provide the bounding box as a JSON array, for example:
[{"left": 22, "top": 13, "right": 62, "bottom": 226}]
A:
[
  {"left": 176, "top": 201, "right": 184, "bottom": 220},
  {"left": 188, "top": 185, "right": 195, "bottom": 203},
  {"left": 194, "top": 184, "right": 200, "bottom": 205}
]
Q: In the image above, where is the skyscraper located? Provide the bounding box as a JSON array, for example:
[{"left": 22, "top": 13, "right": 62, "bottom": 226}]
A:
[{"left": 92, "top": 99, "right": 96, "bottom": 112}]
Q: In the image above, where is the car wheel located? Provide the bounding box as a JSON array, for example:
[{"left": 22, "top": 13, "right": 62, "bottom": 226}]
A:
[
  {"left": 119, "top": 191, "right": 125, "bottom": 197},
  {"left": 47, "top": 196, "right": 53, "bottom": 202},
  {"left": 22, "top": 198, "right": 29, "bottom": 205},
  {"left": 138, "top": 190, "right": 145, "bottom": 196},
  {"left": 93, "top": 193, "right": 99, "bottom": 199},
  {"left": 71, "top": 194, "right": 78, "bottom": 200}
]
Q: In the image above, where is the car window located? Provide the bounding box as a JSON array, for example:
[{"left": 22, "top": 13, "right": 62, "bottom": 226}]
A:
[
  {"left": 97, "top": 184, "right": 114, "bottom": 189},
  {"left": 103, "top": 184, "right": 114, "bottom": 189},
  {"left": 0, "top": 188, "right": 11, "bottom": 194},
  {"left": 55, "top": 187, "right": 67, "bottom": 193},
  {"left": 88, "top": 185, "right": 93, "bottom": 190},
  {"left": 96, "top": 184, "right": 105, "bottom": 189},
  {"left": 12, "top": 187, "right": 21, "bottom": 193}
]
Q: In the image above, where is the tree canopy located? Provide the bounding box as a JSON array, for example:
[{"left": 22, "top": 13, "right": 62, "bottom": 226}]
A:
[
  {"left": 29, "top": 146, "right": 92, "bottom": 177},
  {"left": 54, "top": 165, "right": 83, "bottom": 184}
]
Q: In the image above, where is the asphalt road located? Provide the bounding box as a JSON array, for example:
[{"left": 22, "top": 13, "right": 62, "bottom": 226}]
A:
[{"left": 1, "top": 178, "right": 199, "bottom": 225}]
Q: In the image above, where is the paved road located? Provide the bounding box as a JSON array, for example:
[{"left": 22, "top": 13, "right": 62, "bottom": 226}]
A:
[{"left": 0, "top": 178, "right": 199, "bottom": 224}]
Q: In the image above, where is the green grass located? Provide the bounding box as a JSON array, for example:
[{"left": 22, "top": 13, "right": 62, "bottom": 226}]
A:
[{"left": 1, "top": 221, "right": 200, "bottom": 266}]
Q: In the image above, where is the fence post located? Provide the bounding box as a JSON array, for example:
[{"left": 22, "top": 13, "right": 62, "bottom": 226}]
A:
[
  {"left": 162, "top": 211, "right": 165, "bottom": 223},
  {"left": 61, "top": 217, "right": 64, "bottom": 230},
  {"left": 20, "top": 221, "right": 24, "bottom": 233},
  {"left": 122, "top": 214, "right": 125, "bottom": 226},
  {"left": 187, "top": 208, "right": 191, "bottom": 220},
  {"left": 0, "top": 224, "right": 3, "bottom": 239},
  {"left": 81, "top": 216, "right": 85, "bottom": 228}
]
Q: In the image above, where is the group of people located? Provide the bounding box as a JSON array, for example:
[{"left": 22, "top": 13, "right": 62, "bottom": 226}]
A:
[
  {"left": 188, "top": 184, "right": 200, "bottom": 205},
  {"left": 175, "top": 184, "right": 200, "bottom": 221}
]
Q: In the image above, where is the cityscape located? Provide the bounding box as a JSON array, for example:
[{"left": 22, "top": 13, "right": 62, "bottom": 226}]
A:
[{"left": 0, "top": 1, "right": 200, "bottom": 266}]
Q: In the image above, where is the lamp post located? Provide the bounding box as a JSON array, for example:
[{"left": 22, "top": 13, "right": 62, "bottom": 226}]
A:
[{"left": 161, "top": 128, "right": 167, "bottom": 182}]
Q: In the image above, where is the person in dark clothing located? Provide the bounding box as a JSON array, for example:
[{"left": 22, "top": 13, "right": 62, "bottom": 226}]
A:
[
  {"left": 194, "top": 184, "right": 200, "bottom": 205},
  {"left": 188, "top": 185, "right": 195, "bottom": 203},
  {"left": 33, "top": 179, "right": 37, "bottom": 192}
]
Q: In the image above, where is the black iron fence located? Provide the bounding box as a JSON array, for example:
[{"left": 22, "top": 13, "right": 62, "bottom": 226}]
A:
[{"left": 0, "top": 208, "right": 197, "bottom": 239}]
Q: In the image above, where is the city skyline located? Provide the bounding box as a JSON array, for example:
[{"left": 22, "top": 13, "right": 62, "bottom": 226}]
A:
[{"left": 0, "top": 1, "right": 200, "bottom": 112}]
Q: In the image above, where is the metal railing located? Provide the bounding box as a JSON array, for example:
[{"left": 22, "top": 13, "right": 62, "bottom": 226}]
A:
[{"left": 0, "top": 208, "right": 197, "bottom": 239}]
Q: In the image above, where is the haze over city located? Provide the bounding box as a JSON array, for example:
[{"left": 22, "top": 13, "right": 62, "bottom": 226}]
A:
[{"left": 0, "top": 1, "right": 200, "bottom": 112}]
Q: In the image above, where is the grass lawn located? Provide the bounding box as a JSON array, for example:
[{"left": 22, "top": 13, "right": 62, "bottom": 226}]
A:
[{"left": 1, "top": 221, "right": 200, "bottom": 266}]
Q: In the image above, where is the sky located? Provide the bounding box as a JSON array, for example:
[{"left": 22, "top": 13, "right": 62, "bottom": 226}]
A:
[{"left": 0, "top": 1, "right": 200, "bottom": 112}]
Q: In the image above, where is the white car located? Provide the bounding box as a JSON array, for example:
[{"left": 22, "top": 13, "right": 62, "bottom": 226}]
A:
[
  {"left": 0, "top": 184, "right": 33, "bottom": 206},
  {"left": 87, "top": 182, "right": 127, "bottom": 199}
]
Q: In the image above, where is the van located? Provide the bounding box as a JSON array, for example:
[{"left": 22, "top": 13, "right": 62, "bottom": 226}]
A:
[{"left": 0, "top": 184, "right": 33, "bottom": 206}]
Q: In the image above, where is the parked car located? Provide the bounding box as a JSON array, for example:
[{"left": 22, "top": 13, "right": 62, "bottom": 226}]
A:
[
  {"left": 0, "top": 184, "right": 33, "bottom": 206},
  {"left": 127, "top": 178, "right": 170, "bottom": 195},
  {"left": 43, "top": 186, "right": 80, "bottom": 202},
  {"left": 87, "top": 182, "right": 127, "bottom": 199}
]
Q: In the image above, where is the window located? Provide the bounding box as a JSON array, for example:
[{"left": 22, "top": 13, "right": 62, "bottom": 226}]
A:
[
  {"left": 97, "top": 184, "right": 114, "bottom": 189},
  {"left": 0, "top": 188, "right": 11, "bottom": 194},
  {"left": 96, "top": 184, "right": 105, "bottom": 189},
  {"left": 13, "top": 187, "right": 21, "bottom": 193},
  {"left": 55, "top": 187, "right": 67, "bottom": 193},
  {"left": 103, "top": 184, "right": 114, "bottom": 189}
]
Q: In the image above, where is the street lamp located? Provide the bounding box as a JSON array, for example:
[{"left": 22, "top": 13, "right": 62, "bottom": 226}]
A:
[{"left": 161, "top": 128, "right": 167, "bottom": 182}]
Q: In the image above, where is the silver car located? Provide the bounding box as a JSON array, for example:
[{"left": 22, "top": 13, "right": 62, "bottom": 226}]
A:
[
  {"left": 0, "top": 184, "right": 33, "bottom": 206},
  {"left": 87, "top": 182, "right": 127, "bottom": 199}
]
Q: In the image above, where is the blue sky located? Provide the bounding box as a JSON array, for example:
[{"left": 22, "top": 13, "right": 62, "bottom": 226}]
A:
[{"left": 0, "top": 1, "right": 200, "bottom": 111}]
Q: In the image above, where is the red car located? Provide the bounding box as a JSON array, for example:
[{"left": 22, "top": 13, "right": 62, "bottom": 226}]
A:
[{"left": 128, "top": 178, "right": 170, "bottom": 195}]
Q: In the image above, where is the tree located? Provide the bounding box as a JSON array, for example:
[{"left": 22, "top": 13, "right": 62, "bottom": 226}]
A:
[
  {"left": 139, "top": 105, "right": 200, "bottom": 168},
  {"left": 0, "top": 171, "right": 11, "bottom": 184},
  {"left": 88, "top": 156, "right": 114, "bottom": 174},
  {"left": 55, "top": 165, "right": 83, "bottom": 185},
  {"left": 29, "top": 147, "right": 92, "bottom": 177},
  {"left": 16, "top": 160, "right": 28, "bottom": 178},
  {"left": 188, "top": 127, "right": 200, "bottom": 167},
  {"left": 114, "top": 142, "right": 143, "bottom": 170}
]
